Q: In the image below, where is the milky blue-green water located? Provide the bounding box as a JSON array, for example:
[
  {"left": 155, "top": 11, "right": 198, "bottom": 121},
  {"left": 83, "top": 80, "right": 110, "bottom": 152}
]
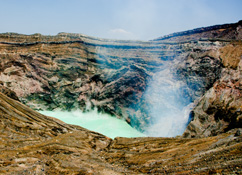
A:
[{"left": 39, "top": 109, "right": 146, "bottom": 139}]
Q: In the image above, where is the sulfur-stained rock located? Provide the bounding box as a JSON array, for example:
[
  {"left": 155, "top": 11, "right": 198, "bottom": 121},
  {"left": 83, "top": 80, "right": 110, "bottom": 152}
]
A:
[{"left": 220, "top": 42, "right": 242, "bottom": 69}]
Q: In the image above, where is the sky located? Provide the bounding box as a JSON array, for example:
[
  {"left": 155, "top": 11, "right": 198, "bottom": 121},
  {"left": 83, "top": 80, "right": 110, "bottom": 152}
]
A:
[{"left": 0, "top": 0, "right": 241, "bottom": 41}]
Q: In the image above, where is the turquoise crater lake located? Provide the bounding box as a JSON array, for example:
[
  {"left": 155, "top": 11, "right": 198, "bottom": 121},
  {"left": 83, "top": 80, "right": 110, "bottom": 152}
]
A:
[{"left": 39, "top": 109, "right": 146, "bottom": 139}]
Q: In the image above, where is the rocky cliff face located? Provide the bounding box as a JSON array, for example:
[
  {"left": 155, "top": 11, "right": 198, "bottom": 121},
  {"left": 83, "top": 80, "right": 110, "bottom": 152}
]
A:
[
  {"left": 0, "top": 89, "right": 241, "bottom": 174},
  {"left": 0, "top": 21, "right": 241, "bottom": 137},
  {"left": 0, "top": 21, "right": 242, "bottom": 174},
  {"left": 183, "top": 42, "right": 242, "bottom": 138}
]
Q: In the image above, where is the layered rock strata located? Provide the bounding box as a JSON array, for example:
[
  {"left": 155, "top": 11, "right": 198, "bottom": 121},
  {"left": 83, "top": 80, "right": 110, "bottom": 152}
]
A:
[
  {"left": 154, "top": 20, "right": 242, "bottom": 42},
  {"left": 183, "top": 42, "right": 242, "bottom": 137},
  {"left": 0, "top": 21, "right": 241, "bottom": 136},
  {"left": 0, "top": 90, "right": 241, "bottom": 174}
]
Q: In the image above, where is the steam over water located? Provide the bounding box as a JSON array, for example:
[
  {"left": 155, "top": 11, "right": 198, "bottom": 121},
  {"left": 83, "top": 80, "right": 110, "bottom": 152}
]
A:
[
  {"left": 39, "top": 109, "right": 146, "bottom": 139},
  {"left": 144, "top": 64, "right": 193, "bottom": 137},
  {"left": 92, "top": 43, "right": 194, "bottom": 138},
  {"left": 39, "top": 67, "right": 193, "bottom": 138},
  {"left": 39, "top": 43, "right": 194, "bottom": 139},
  {"left": 39, "top": 66, "right": 193, "bottom": 138}
]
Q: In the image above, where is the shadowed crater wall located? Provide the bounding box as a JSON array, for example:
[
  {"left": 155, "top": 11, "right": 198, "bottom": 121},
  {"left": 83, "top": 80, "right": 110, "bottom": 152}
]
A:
[{"left": 0, "top": 20, "right": 241, "bottom": 137}]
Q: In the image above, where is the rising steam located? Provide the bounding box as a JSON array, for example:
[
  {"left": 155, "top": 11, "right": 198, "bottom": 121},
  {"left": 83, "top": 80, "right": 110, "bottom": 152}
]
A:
[{"left": 143, "top": 62, "right": 193, "bottom": 137}]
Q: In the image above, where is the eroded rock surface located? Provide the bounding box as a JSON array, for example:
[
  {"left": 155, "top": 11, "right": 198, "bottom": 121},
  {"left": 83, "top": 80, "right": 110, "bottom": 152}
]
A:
[
  {"left": 0, "top": 20, "right": 241, "bottom": 137},
  {"left": 0, "top": 90, "right": 120, "bottom": 174},
  {"left": 184, "top": 42, "right": 242, "bottom": 138},
  {"left": 0, "top": 91, "right": 241, "bottom": 174}
]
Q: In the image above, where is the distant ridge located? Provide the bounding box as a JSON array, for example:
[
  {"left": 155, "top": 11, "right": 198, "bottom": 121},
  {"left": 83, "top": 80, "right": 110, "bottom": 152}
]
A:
[{"left": 153, "top": 20, "right": 242, "bottom": 41}]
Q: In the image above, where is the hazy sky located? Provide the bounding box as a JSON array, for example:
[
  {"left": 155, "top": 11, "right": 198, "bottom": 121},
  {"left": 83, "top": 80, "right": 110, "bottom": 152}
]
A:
[{"left": 0, "top": 0, "right": 241, "bottom": 40}]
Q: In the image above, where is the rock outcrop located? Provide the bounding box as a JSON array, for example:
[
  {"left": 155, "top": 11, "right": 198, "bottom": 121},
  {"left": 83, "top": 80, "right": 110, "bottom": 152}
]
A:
[
  {"left": 183, "top": 42, "right": 242, "bottom": 138},
  {"left": 0, "top": 90, "right": 241, "bottom": 174},
  {"left": 0, "top": 20, "right": 241, "bottom": 137},
  {"left": 0, "top": 83, "right": 19, "bottom": 101}
]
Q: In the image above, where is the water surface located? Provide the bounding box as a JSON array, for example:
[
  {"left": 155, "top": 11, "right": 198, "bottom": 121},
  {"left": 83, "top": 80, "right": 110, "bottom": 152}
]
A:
[{"left": 39, "top": 109, "right": 146, "bottom": 139}]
